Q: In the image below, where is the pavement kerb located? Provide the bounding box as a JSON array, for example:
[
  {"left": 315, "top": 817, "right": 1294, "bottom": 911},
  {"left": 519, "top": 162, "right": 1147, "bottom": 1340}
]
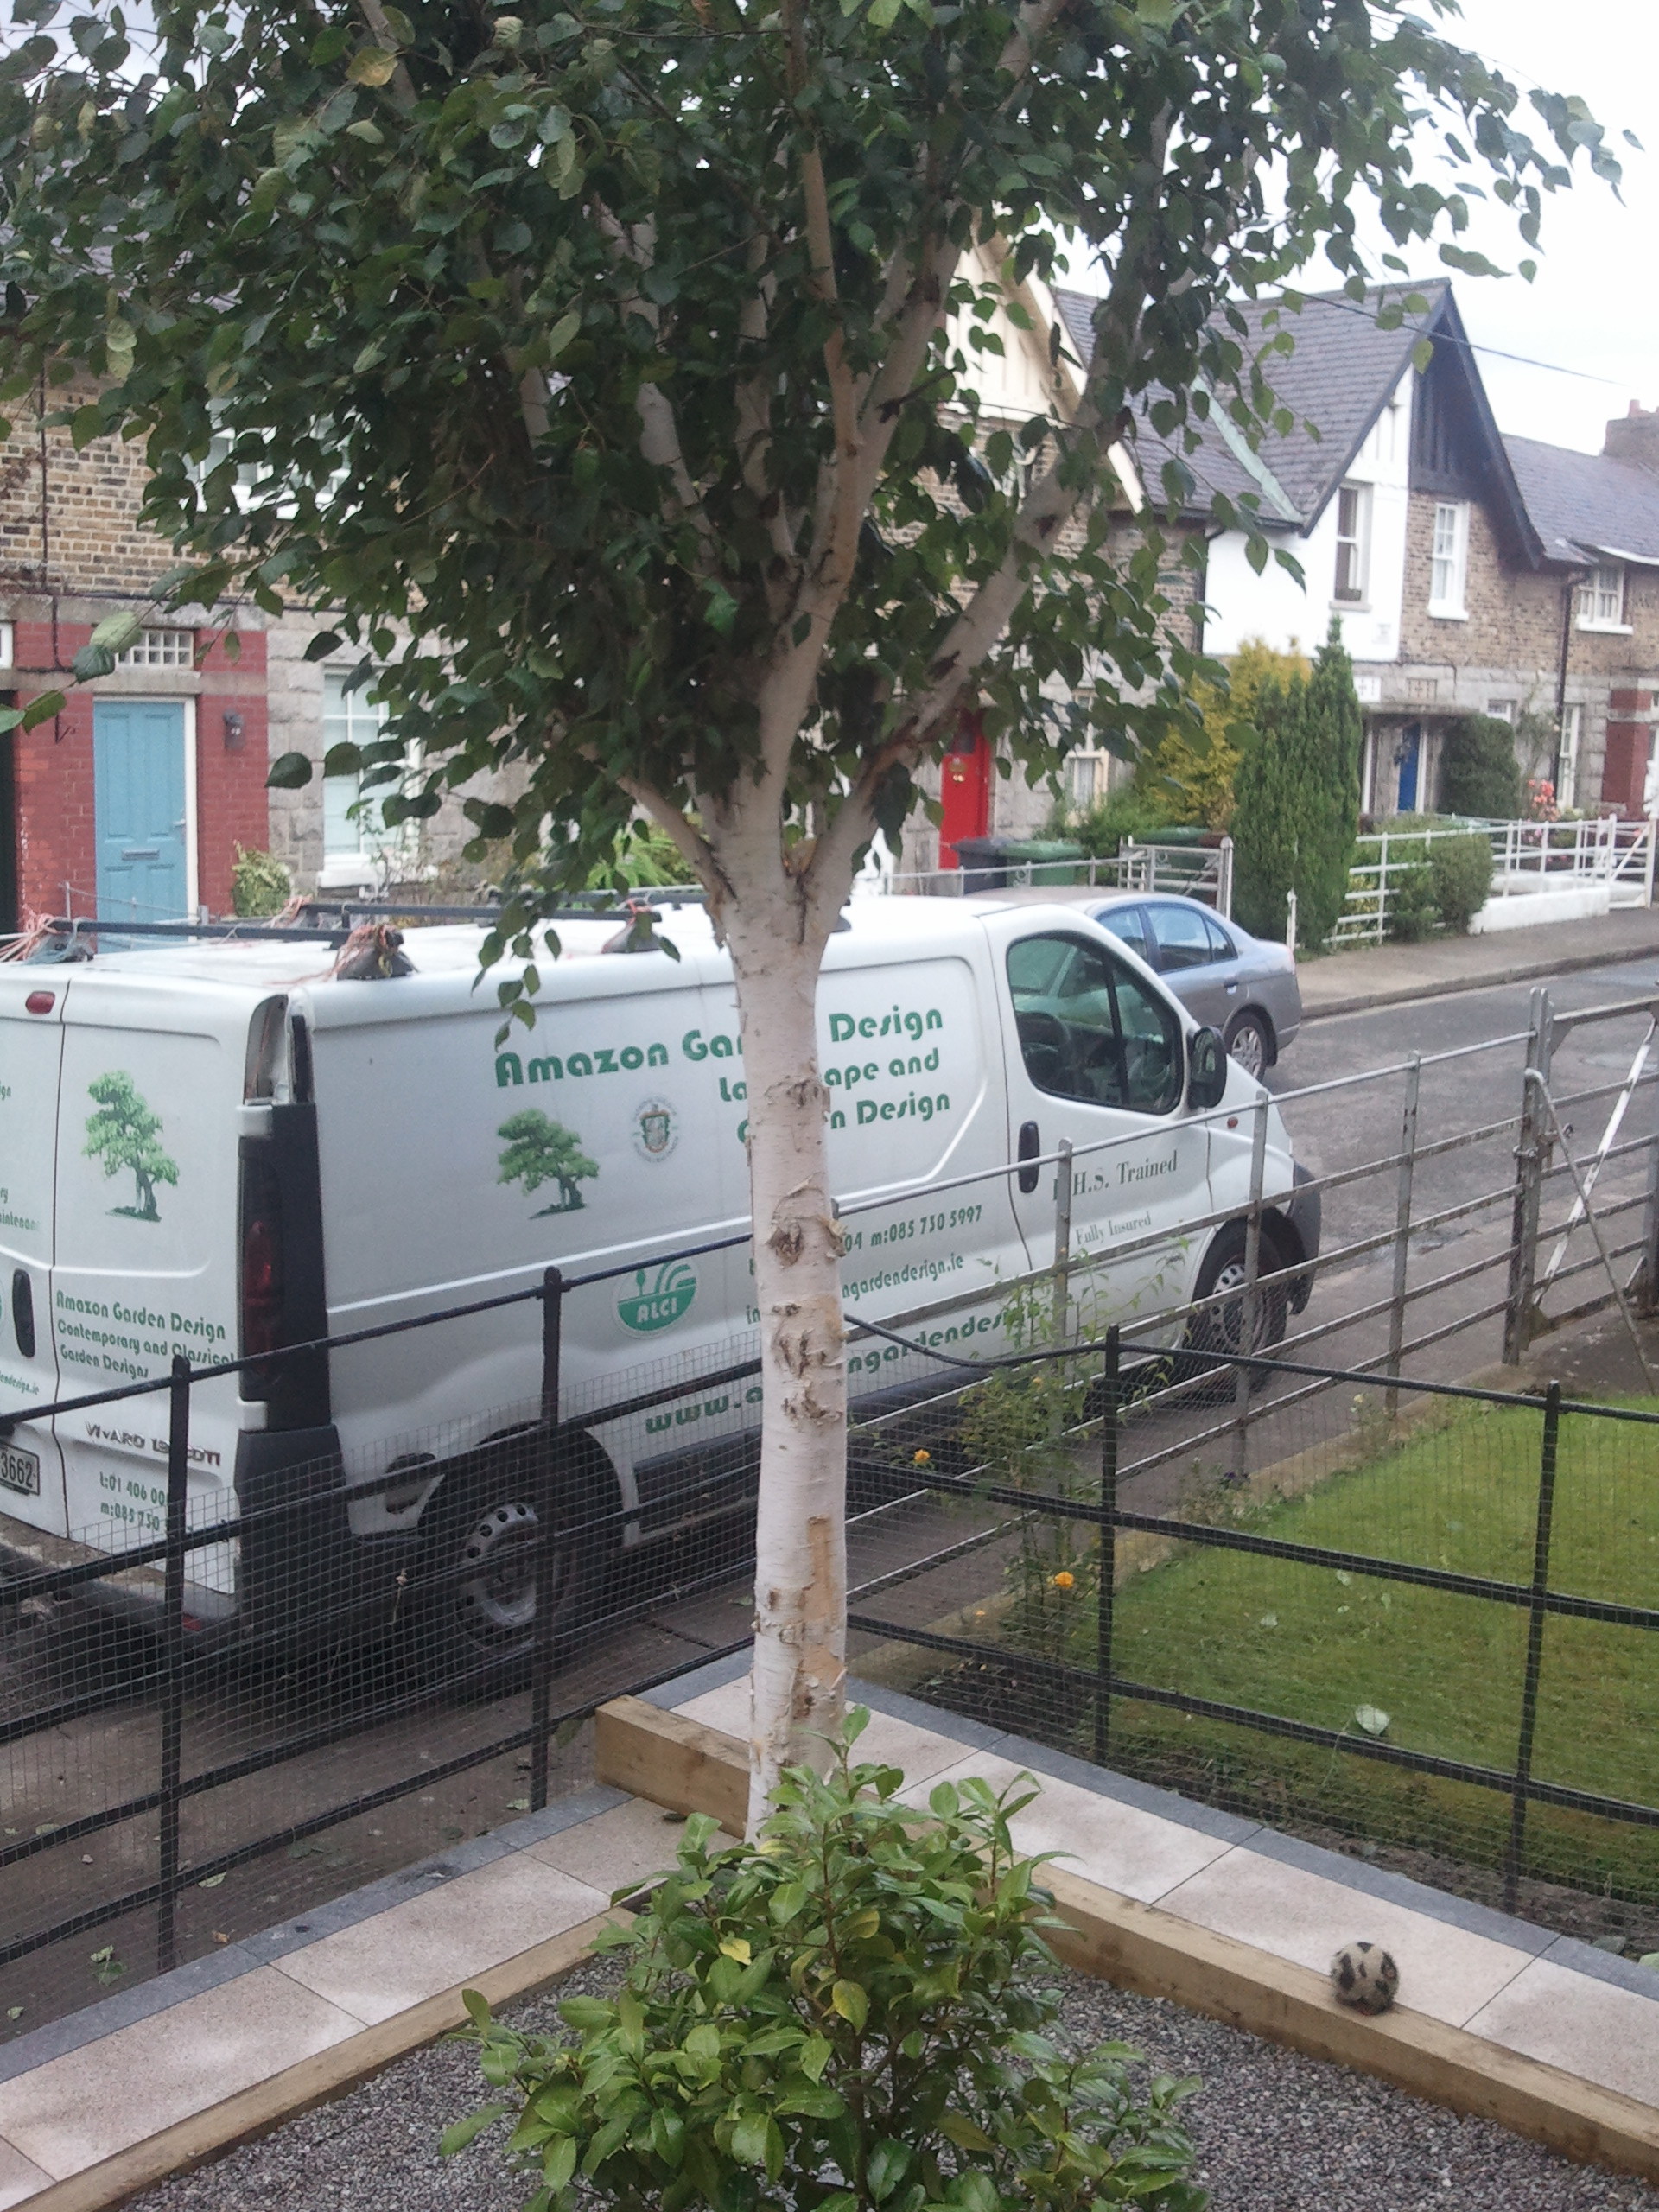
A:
[
  {"left": 8, "top": 1911, "right": 620, "bottom": 2212},
  {"left": 1300, "top": 936, "right": 1659, "bottom": 1022}
]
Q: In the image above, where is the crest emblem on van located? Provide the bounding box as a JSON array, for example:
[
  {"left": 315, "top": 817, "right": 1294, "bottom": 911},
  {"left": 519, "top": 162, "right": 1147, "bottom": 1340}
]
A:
[
  {"left": 618, "top": 1259, "right": 697, "bottom": 1334},
  {"left": 632, "top": 1098, "right": 678, "bottom": 1161}
]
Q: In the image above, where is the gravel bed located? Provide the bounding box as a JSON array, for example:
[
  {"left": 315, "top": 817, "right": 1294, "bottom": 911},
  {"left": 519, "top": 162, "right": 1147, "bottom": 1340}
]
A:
[{"left": 131, "top": 1955, "right": 1656, "bottom": 2212}]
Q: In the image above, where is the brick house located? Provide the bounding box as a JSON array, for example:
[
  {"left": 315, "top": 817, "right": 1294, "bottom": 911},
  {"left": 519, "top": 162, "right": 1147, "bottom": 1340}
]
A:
[
  {"left": 0, "top": 380, "right": 497, "bottom": 931},
  {"left": 1047, "top": 279, "right": 1659, "bottom": 823}
]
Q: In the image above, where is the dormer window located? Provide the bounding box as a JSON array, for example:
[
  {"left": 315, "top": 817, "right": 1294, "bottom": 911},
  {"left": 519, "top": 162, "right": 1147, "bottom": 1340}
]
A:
[
  {"left": 1333, "top": 484, "right": 1370, "bottom": 604},
  {"left": 1577, "top": 563, "right": 1627, "bottom": 632}
]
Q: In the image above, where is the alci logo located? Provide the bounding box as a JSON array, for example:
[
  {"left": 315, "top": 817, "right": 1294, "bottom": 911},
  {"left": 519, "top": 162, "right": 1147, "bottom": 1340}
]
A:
[{"left": 618, "top": 1259, "right": 697, "bottom": 1335}]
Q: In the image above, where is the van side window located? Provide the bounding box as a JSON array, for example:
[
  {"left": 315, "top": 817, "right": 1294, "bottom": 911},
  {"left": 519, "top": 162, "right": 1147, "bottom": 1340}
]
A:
[{"left": 1006, "top": 932, "right": 1180, "bottom": 1116}]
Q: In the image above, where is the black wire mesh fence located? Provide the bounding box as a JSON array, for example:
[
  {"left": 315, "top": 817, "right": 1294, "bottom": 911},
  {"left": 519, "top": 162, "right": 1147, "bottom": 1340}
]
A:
[
  {"left": 5, "top": 971, "right": 1659, "bottom": 2038},
  {"left": 843, "top": 1321, "right": 1659, "bottom": 1961}
]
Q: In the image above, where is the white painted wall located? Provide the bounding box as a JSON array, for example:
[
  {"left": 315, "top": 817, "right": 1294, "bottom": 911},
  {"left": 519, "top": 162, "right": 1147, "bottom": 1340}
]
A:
[{"left": 1204, "top": 372, "right": 1413, "bottom": 667}]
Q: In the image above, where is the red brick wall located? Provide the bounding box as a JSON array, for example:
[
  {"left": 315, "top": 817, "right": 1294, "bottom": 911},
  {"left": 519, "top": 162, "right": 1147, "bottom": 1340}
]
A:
[{"left": 8, "top": 622, "right": 270, "bottom": 918}]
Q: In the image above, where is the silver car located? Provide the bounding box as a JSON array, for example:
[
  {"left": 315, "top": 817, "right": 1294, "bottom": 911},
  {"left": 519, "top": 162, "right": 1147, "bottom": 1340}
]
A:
[{"left": 1083, "top": 892, "right": 1300, "bottom": 1080}]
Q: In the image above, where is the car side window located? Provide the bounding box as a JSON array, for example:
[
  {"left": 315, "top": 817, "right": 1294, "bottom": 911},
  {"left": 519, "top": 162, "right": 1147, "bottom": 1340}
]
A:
[
  {"left": 1095, "top": 905, "right": 1150, "bottom": 962},
  {"left": 1006, "top": 932, "right": 1181, "bottom": 1116},
  {"left": 1203, "top": 913, "right": 1236, "bottom": 963},
  {"left": 1147, "top": 903, "right": 1215, "bottom": 973}
]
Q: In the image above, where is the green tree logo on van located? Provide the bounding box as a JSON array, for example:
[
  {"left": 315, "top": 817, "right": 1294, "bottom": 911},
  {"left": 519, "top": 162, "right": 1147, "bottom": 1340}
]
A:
[
  {"left": 84, "top": 1073, "right": 180, "bottom": 1223},
  {"left": 497, "top": 1110, "right": 599, "bottom": 1216}
]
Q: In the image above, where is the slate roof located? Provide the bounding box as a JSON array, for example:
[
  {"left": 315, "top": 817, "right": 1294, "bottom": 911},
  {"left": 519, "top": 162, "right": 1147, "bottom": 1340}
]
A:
[
  {"left": 1054, "top": 279, "right": 1449, "bottom": 533},
  {"left": 1503, "top": 435, "right": 1659, "bottom": 568}
]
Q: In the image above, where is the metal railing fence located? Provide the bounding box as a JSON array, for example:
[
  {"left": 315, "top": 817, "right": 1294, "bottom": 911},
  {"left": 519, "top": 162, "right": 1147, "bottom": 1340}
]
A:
[
  {"left": 842, "top": 1325, "right": 1659, "bottom": 1924},
  {"left": 2, "top": 980, "right": 1656, "bottom": 2024},
  {"left": 1332, "top": 814, "right": 1659, "bottom": 947}
]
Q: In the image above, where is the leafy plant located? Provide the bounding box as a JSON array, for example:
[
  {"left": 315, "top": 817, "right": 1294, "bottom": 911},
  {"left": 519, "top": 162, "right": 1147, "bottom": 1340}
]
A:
[
  {"left": 587, "top": 823, "right": 700, "bottom": 893},
  {"left": 446, "top": 1717, "right": 1204, "bottom": 2212},
  {"left": 230, "top": 842, "right": 292, "bottom": 918},
  {"left": 1064, "top": 784, "right": 1172, "bottom": 862},
  {"left": 1437, "top": 716, "right": 1522, "bottom": 821},
  {"left": 1427, "top": 835, "right": 1494, "bottom": 934},
  {"left": 1386, "top": 861, "right": 1440, "bottom": 942}
]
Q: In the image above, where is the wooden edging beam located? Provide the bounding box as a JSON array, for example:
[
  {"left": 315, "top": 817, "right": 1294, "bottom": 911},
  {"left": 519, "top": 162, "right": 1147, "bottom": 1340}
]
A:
[
  {"left": 594, "top": 1694, "right": 1659, "bottom": 2188},
  {"left": 24, "top": 1913, "right": 621, "bottom": 2212}
]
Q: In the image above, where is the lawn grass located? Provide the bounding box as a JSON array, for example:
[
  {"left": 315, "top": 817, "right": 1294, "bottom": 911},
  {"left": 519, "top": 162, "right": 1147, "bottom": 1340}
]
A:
[{"left": 1020, "top": 1397, "right": 1659, "bottom": 1903}]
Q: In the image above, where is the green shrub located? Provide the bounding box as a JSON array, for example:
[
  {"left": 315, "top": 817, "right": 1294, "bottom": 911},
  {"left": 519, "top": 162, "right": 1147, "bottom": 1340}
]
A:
[
  {"left": 1437, "top": 715, "right": 1522, "bottom": 821},
  {"left": 448, "top": 1717, "right": 1205, "bottom": 2212},
  {"left": 1428, "top": 835, "right": 1494, "bottom": 933},
  {"left": 1387, "top": 861, "right": 1440, "bottom": 941},
  {"left": 230, "top": 844, "right": 292, "bottom": 917},
  {"left": 1230, "top": 620, "right": 1361, "bottom": 945},
  {"left": 1065, "top": 782, "right": 1170, "bottom": 860}
]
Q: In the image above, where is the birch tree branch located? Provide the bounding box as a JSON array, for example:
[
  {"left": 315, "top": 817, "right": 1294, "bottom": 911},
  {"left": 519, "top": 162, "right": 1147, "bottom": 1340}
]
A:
[{"left": 594, "top": 205, "right": 716, "bottom": 563}]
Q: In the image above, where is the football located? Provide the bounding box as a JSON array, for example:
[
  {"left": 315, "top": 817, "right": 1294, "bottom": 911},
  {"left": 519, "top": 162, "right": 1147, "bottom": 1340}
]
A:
[{"left": 1330, "top": 1939, "right": 1400, "bottom": 2014}]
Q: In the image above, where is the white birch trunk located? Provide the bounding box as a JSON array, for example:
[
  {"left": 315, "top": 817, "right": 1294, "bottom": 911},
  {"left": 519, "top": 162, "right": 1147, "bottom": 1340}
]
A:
[{"left": 720, "top": 883, "right": 848, "bottom": 1832}]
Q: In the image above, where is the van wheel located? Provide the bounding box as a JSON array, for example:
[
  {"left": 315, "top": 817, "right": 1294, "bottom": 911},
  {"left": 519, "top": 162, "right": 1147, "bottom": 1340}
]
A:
[
  {"left": 413, "top": 1433, "right": 608, "bottom": 1685},
  {"left": 1179, "top": 1227, "right": 1287, "bottom": 1398}
]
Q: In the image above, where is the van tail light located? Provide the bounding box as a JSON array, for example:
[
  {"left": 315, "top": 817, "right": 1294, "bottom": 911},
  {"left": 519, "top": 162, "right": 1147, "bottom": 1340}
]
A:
[{"left": 239, "top": 1158, "right": 284, "bottom": 1395}]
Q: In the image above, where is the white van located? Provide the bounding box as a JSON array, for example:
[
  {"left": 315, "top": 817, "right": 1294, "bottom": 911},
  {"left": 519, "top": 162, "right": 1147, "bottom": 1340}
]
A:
[{"left": 0, "top": 897, "right": 1318, "bottom": 1664}]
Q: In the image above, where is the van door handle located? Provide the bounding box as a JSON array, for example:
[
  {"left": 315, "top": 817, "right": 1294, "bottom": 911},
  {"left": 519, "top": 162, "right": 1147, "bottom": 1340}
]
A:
[{"left": 1017, "top": 1120, "right": 1041, "bottom": 1195}]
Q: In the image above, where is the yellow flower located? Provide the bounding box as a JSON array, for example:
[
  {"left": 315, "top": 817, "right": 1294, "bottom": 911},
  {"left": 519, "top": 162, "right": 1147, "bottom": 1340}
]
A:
[
  {"left": 912, "top": 1449, "right": 931, "bottom": 1465},
  {"left": 1052, "top": 1571, "right": 1076, "bottom": 1591}
]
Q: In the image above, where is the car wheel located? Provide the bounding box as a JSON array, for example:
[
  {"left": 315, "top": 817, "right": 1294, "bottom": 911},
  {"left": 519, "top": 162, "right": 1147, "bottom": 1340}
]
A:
[
  {"left": 1224, "top": 1010, "right": 1272, "bottom": 1080},
  {"left": 413, "top": 1432, "right": 608, "bottom": 1685},
  {"left": 1179, "top": 1226, "right": 1287, "bottom": 1399}
]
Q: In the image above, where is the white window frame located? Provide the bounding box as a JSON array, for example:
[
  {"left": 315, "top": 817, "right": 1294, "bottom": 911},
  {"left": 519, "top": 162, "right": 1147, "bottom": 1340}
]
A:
[
  {"left": 1558, "top": 702, "right": 1582, "bottom": 806},
  {"left": 116, "top": 626, "right": 195, "bottom": 670},
  {"left": 1427, "top": 499, "right": 1469, "bottom": 620},
  {"left": 1332, "top": 482, "right": 1370, "bottom": 606},
  {"left": 319, "top": 671, "right": 416, "bottom": 886},
  {"left": 1576, "top": 562, "right": 1629, "bottom": 632},
  {"left": 0, "top": 621, "right": 12, "bottom": 669},
  {"left": 1064, "top": 751, "right": 1109, "bottom": 810},
  {"left": 1485, "top": 699, "right": 1516, "bottom": 726}
]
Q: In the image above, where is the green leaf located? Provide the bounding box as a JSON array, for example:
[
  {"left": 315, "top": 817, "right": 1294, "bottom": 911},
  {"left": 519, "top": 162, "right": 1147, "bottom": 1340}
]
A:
[
  {"left": 938, "top": 2110, "right": 997, "bottom": 2153},
  {"left": 346, "top": 47, "right": 398, "bottom": 84},
  {"left": 440, "top": 2104, "right": 509, "bottom": 2156},
  {"left": 90, "top": 612, "right": 143, "bottom": 656},
  {"left": 546, "top": 310, "right": 582, "bottom": 361},
  {"left": 868, "top": 2141, "right": 912, "bottom": 2202},
  {"left": 322, "top": 741, "right": 364, "bottom": 777},
  {"left": 830, "top": 1979, "right": 867, "bottom": 2031},
  {"left": 266, "top": 751, "right": 315, "bottom": 790},
  {"left": 730, "top": 2112, "right": 770, "bottom": 2166},
  {"left": 20, "top": 692, "right": 65, "bottom": 732}
]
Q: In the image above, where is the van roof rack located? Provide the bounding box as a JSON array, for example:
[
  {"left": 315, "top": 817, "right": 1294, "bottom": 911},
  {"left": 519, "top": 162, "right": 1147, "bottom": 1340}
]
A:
[{"left": 16, "top": 891, "right": 709, "bottom": 957}]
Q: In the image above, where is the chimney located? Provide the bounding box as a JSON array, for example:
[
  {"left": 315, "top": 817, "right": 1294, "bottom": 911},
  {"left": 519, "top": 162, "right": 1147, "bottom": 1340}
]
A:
[{"left": 1604, "top": 401, "right": 1659, "bottom": 474}]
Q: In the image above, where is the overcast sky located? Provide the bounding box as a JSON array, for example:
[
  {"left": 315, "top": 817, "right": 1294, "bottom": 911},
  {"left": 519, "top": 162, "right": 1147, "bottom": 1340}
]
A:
[{"left": 1422, "top": 0, "right": 1658, "bottom": 455}]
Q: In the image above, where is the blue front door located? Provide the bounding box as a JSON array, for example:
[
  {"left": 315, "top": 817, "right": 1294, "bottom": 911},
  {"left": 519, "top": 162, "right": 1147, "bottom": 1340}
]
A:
[
  {"left": 1395, "top": 721, "right": 1421, "bottom": 815},
  {"left": 94, "top": 701, "right": 188, "bottom": 923}
]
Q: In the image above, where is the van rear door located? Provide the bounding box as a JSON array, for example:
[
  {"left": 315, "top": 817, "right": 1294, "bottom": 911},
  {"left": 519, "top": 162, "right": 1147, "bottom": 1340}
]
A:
[
  {"left": 51, "top": 984, "right": 239, "bottom": 1562},
  {"left": 0, "top": 973, "right": 68, "bottom": 1532}
]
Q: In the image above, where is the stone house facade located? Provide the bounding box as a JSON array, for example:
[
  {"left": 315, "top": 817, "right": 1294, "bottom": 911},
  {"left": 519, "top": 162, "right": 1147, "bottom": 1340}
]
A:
[
  {"left": 1041, "top": 279, "right": 1659, "bottom": 826},
  {"left": 0, "top": 378, "right": 495, "bottom": 930}
]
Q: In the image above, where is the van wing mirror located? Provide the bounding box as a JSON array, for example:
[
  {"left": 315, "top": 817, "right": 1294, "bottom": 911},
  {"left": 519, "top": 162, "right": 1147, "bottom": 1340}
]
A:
[{"left": 1187, "top": 1025, "right": 1227, "bottom": 1113}]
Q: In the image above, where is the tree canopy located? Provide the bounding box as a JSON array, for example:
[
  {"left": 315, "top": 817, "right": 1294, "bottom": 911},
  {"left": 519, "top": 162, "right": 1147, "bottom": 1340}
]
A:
[{"left": 0, "top": 0, "right": 1619, "bottom": 962}]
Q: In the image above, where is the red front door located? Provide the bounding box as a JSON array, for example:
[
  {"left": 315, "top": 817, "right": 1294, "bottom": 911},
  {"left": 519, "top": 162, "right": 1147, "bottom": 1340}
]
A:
[{"left": 939, "top": 716, "right": 991, "bottom": 868}]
